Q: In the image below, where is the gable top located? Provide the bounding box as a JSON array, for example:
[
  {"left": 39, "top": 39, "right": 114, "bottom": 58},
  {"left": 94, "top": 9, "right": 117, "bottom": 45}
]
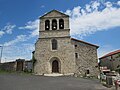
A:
[
  {"left": 71, "top": 38, "right": 99, "bottom": 48},
  {"left": 40, "top": 10, "right": 69, "bottom": 19}
]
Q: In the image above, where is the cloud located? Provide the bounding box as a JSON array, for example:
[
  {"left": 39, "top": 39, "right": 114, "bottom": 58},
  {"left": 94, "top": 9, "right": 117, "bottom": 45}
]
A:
[
  {"left": 41, "top": 5, "right": 45, "bottom": 8},
  {"left": 98, "top": 45, "right": 115, "bottom": 58},
  {"left": 18, "top": 1, "right": 120, "bottom": 39},
  {"left": 117, "top": 1, "right": 120, "bottom": 6},
  {"left": 91, "top": 1, "right": 100, "bottom": 10},
  {"left": 2, "top": 23, "right": 16, "bottom": 34},
  {"left": 65, "top": 1, "right": 120, "bottom": 38},
  {"left": 104, "top": 1, "right": 112, "bottom": 8},
  {"left": 19, "top": 19, "right": 39, "bottom": 37},
  {"left": 1, "top": 21, "right": 38, "bottom": 61},
  {"left": 2, "top": 20, "right": 39, "bottom": 47},
  {"left": 2, "top": 43, "right": 34, "bottom": 62},
  {"left": 86, "top": 4, "right": 92, "bottom": 12},
  {"left": 19, "top": 1, "right": 120, "bottom": 39},
  {"left": 5, "top": 23, "right": 16, "bottom": 34},
  {"left": 0, "top": 31, "right": 5, "bottom": 37},
  {"left": 1, "top": 34, "right": 35, "bottom": 62},
  {"left": 4, "top": 35, "right": 28, "bottom": 46},
  {"left": 0, "top": 23, "right": 16, "bottom": 38}
]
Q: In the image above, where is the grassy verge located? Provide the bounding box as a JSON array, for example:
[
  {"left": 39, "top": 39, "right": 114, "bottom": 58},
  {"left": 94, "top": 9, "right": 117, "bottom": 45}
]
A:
[
  {"left": 0, "top": 69, "right": 15, "bottom": 74},
  {"left": 0, "top": 69, "right": 32, "bottom": 75}
]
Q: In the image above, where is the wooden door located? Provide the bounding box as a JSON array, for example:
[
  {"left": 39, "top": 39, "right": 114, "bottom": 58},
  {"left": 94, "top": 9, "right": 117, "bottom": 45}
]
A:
[
  {"left": 52, "top": 60, "right": 59, "bottom": 73},
  {"left": 16, "top": 61, "right": 23, "bottom": 71}
]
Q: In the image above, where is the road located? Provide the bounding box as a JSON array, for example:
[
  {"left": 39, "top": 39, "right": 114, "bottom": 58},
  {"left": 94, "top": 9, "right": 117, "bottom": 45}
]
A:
[{"left": 0, "top": 74, "right": 112, "bottom": 90}]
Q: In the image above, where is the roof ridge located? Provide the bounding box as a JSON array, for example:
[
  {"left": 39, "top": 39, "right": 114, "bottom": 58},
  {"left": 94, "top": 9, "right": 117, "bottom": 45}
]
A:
[{"left": 99, "top": 49, "right": 120, "bottom": 59}]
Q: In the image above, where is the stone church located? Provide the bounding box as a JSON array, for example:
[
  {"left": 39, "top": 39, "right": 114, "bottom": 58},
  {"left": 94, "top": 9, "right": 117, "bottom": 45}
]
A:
[{"left": 34, "top": 10, "right": 99, "bottom": 76}]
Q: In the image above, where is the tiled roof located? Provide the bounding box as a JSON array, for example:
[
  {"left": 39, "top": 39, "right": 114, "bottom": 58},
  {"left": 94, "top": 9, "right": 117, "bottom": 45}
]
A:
[
  {"left": 71, "top": 38, "right": 99, "bottom": 48},
  {"left": 99, "top": 49, "right": 120, "bottom": 59}
]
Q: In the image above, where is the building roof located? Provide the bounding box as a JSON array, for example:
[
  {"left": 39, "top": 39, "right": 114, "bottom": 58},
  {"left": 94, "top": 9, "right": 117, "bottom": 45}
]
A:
[
  {"left": 25, "top": 60, "right": 32, "bottom": 62},
  {"left": 99, "top": 49, "right": 120, "bottom": 59},
  {"left": 71, "top": 38, "right": 99, "bottom": 48},
  {"left": 16, "top": 59, "right": 25, "bottom": 62},
  {"left": 39, "top": 9, "right": 69, "bottom": 19}
]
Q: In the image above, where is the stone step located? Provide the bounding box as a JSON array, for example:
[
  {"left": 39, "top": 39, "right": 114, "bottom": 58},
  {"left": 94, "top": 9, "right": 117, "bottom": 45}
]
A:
[{"left": 44, "top": 73, "right": 63, "bottom": 76}]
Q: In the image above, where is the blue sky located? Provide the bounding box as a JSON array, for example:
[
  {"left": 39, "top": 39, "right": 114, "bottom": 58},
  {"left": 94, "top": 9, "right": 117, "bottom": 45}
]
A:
[{"left": 0, "top": 0, "right": 120, "bottom": 62}]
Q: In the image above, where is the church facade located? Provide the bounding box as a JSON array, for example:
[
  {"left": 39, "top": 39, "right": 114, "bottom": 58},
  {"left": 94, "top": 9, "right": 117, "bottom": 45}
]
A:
[{"left": 34, "top": 10, "right": 99, "bottom": 76}]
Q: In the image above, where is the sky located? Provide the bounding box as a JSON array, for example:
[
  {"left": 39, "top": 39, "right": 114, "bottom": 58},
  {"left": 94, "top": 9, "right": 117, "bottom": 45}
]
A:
[{"left": 0, "top": 0, "right": 120, "bottom": 62}]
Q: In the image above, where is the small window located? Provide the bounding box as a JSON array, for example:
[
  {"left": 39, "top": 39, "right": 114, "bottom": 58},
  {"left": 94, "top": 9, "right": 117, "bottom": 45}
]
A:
[
  {"left": 52, "top": 39, "right": 57, "bottom": 50},
  {"left": 59, "top": 19, "right": 64, "bottom": 29},
  {"left": 86, "top": 70, "right": 90, "bottom": 74},
  {"left": 75, "top": 45, "right": 77, "bottom": 49},
  {"left": 45, "top": 20, "right": 50, "bottom": 30},
  {"left": 75, "top": 53, "right": 78, "bottom": 58},
  {"left": 52, "top": 19, "right": 57, "bottom": 30}
]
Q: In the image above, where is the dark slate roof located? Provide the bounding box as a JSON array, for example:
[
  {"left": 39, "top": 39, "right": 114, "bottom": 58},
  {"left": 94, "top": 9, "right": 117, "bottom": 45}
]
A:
[
  {"left": 71, "top": 38, "right": 99, "bottom": 48},
  {"left": 99, "top": 49, "right": 120, "bottom": 59}
]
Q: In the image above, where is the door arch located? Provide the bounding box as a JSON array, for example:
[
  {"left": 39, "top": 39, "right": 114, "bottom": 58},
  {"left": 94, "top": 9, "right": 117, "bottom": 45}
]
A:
[{"left": 52, "top": 60, "right": 59, "bottom": 73}]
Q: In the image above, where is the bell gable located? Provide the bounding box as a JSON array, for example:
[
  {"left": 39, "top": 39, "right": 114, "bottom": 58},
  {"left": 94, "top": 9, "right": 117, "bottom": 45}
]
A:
[{"left": 40, "top": 10, "right": 69, "bottom": 19}]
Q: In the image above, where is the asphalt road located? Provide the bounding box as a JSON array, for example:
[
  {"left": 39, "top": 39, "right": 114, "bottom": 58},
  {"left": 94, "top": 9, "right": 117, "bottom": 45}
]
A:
[{"left": 0, "top": 74, "right": 112, "bottom": 90}]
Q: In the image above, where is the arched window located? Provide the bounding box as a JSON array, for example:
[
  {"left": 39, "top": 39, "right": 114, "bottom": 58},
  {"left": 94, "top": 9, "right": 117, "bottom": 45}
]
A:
[
  {"left": 52, "top": 39, "right": 57, "bottom": 50},
  {"left": 86, "top": 70, "right": 90, "bottom": 74},
  {"left": 59, "top": 19, "right": 64, "bottom": 29},
  {"left": 52, "top": 19, "right": 57, "bottom": 30},
  {"left": 45, "top": 20, "right": 50, "bottom": 30},
  {"left": 75, "top": 53, "right": 78, "bottom": 59}
]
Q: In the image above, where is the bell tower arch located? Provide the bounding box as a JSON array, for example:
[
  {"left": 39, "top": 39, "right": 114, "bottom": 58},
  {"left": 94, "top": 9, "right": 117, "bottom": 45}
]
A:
[{"left": 39, "top": 10, "right": 70, "bottom": 38}]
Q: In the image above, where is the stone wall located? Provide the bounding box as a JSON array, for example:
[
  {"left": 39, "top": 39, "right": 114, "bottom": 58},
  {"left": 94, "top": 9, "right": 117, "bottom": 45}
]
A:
[
  {"left": 71, "top": 39, "right": 99, "bottom": 76},
  {"left": 34, "top": 37, "right": 76, "bottom": 75},
  {"left": 0, "top": 61, "right": 16, "bottom": 71},
  {"left": 24, "top": 61, "right": 33, "bottom": 72},
  {"left": 100, "top": 56, "right": 112, "bottom": 70},
  {"left": 0, "top": 60, "right": 32, "bottom": 72},
  {"left": 40, "top": 29, "right": 70, "bottom": 38},
  {"left": 100, "top": 53, "right": 120, "bottom": 71}
]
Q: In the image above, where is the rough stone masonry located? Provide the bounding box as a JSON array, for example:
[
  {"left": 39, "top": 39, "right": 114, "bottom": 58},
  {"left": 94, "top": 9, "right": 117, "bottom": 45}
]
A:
[{"left": 33, "top": 10, "right": 99, "bottom": 76}]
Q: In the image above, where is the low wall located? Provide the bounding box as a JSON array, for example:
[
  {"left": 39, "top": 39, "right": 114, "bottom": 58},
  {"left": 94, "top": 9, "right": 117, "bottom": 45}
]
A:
[
  {"left": 0, "top": 62, "right": 16, "bottom": 71},
  {"left": 0, "top": 60, "right": 33, "bottom": 72}
]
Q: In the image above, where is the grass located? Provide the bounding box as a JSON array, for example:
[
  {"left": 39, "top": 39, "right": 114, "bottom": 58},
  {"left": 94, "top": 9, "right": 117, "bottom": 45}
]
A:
[
  {"left": 0, "top": 69, "right": 15, "bottom": 74},
  {"left": 0, "top": 69, "right": 32, "bottom": 75}
]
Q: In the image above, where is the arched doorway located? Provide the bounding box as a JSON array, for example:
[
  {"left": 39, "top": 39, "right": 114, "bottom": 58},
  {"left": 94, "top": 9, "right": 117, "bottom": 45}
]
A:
[{"left": 52, "top": 60, "right": 59, "bottom": 73}]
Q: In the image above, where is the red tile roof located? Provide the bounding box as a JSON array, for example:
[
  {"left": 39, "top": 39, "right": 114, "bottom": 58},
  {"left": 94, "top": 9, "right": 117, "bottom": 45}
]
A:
[
  {"left": 71, "top": 38, "right": 99, "bottom": 48},
  {"left": 99, "top": 49, "right": 120, "bottom": 59}
]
